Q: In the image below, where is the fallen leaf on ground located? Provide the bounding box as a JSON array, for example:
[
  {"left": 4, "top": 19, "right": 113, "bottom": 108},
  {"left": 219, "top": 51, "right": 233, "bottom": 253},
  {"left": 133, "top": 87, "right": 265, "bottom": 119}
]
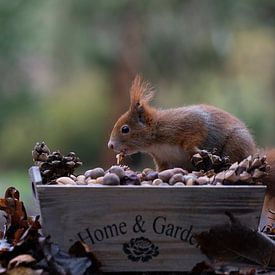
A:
[
  {"left": 8, "top": 254, "right": 36, "bottom": 269},
  {"left": 195, "top": 212, "right": 275, "bottom": 268}
]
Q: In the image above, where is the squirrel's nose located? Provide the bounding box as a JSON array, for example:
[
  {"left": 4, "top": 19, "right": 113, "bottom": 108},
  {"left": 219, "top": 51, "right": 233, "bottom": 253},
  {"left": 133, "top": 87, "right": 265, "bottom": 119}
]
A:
[{"left": 108, "top": 140, "right": 114, "bottom": 150}]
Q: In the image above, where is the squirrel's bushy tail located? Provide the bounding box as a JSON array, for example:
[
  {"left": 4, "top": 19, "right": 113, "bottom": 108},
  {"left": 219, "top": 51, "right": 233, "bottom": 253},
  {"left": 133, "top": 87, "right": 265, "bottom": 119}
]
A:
[
  {"left": 264, "top": 148, "right": 275, "bottom": 197},
  {"left": 262, "top": 148, "right": 275, "bottom": 212}
]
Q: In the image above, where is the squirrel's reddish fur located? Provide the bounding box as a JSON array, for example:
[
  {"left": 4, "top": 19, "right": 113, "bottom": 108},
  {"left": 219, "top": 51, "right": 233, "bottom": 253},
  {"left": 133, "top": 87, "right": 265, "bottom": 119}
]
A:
[{"left": 108, "top": 75, "right": 274, "bottom": 198}]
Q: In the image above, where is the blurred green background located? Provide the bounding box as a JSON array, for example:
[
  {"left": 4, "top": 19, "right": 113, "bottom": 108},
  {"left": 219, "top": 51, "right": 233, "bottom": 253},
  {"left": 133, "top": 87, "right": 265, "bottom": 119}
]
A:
[{"left": 0, "top": 0, "right": 275, "bottom": 213}]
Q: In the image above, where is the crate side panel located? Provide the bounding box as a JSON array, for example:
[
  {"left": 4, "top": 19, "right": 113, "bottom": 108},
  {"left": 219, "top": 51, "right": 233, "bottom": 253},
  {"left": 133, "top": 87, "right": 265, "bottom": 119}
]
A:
[{"left": 37, "top": 186, "right": 265, "bottom": 271}]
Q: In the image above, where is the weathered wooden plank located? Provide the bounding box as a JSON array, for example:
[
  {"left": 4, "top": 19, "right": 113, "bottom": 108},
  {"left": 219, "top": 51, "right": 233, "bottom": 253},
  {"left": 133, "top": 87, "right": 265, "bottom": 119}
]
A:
[{"left": 31, "top": 181, "right": 265, "bottom": 272}]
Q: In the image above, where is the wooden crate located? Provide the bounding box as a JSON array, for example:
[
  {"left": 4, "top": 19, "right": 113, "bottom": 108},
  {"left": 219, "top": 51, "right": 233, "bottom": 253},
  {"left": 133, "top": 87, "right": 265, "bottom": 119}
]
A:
[{"left": 29, "top": 166, "right": 266, "bottom": 272}]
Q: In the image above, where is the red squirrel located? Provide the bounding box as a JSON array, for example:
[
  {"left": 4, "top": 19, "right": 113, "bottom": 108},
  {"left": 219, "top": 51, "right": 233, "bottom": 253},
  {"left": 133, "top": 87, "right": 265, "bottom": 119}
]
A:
[{"left": 108, "top": 75, "right": 274, "bottom": 197}]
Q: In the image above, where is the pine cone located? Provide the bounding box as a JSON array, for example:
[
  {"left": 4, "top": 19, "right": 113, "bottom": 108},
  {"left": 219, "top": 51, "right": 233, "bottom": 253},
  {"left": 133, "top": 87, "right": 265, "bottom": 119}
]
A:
[
  {"left": 210, "top": 154, "right": 269, "bottom": 185},
  {"left": 191, "top": 149, "right": 231, "bottom": 173},
  {"left": 32, "top": 142, "right": 82, "bottom": 184}
]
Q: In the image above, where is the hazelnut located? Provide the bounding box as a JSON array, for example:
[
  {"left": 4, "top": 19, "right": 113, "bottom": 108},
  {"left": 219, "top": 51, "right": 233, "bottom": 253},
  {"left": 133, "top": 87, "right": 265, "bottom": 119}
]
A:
[
  {"left": 87, "top": 179, "right": 97, "bottom": 184},
  {"left": 158, "top": 169, "right": 174, "bottom": 182},
  {"left": 96, "top": 176, "right": 104, "bottom": 184},
  {"left": 196, "top": 176, "right": 210, "bottom": 185},
  {"left": 56, "top": 177, "right": 76, "bottom": 185},
  {"left": 152, "top": 178, "right": 163, "bottom": 186},
  {"left": 109, "top": 166, "right": 125, "bottom": 179},
  {"left": 145, "top": 171, "right": 158, "bottom": 181},
  {"left": 103, "top": 173, "right": 120, "bottom": 185},
  {"left": 121, "top": 171, "right": 140, "bottom": 185},
  {"left": 76, "top": 175, "right": 87, "bottom": 185},
  {"left": 169, "top": 173, "right": 185, "bottom": 185},
  {"left": 172, "top": 168, "right": 188, "bottom": 175},
  {"left": 84, "top": 168, "right": 105, "bottom": 179}
]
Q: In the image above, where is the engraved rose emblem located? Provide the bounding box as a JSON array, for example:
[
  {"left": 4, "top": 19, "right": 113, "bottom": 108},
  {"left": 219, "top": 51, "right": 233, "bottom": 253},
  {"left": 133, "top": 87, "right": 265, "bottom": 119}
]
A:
[{"left": 123, "top": 237, "right": 159, "bottom": 262}]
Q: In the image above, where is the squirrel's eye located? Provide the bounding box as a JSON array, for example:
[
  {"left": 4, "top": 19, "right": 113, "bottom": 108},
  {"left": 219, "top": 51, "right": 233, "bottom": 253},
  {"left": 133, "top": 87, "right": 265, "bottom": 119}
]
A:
[{"left": 121, "top": 125, "right": 130, "bottom": 134}]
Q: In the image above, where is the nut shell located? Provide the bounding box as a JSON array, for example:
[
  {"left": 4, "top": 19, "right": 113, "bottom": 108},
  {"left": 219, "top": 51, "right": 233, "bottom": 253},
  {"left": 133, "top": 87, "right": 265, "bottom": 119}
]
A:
[
  {"left": 56, "top": 177, "right": 76, "bottom": 185},
  {"left": 152, "top": 178, "right": 163, "bottom": 186},
  {"left": 172, "top": 168, "right": 188, "bottom": 175},
  {"left": 84, "top": 168, "right": 105, "bottom": 179},
  {"left": 196, "top": 176, "right": 210, "bottom": 185},
  {"left": 145, "top": 171, "right": 158, "bottom": 181},
  {"left": 169, "top": 173, "right": 185, "bottom": 185},
  {"left": 158, "top": 169, "right": 174, "bottom": 182},
  {"left": 103, "top": 173, "right": 120, "bottom": 185},
  {"left": 121, "top": 171, "right": 140, "bottom": 185},
  {"left": 96, "top": 176, "right": 104, "bottom": 184},
  {"left": 109, "top": 166, "right": 125, "bottom": 179},
  {"left": 76, "top": 175, "right": 87, "bottom": 185},
  {"left": 87, "top": 179, "right": 97, "bottom": 184}
]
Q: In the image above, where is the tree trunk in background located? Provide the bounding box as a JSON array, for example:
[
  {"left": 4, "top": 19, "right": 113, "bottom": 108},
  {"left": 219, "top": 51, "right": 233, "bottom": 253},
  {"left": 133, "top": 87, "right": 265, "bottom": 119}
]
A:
[{"left": 100, "top": 4, "right": 144, "bottom": 168}]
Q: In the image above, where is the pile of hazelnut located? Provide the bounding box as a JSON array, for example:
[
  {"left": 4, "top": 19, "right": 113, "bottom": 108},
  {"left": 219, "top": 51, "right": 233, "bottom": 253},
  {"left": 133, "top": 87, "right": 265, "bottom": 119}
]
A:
[
  {"left": 54, "top": 152, "right": 269, "bottom": 187},
  {"left": 32, "top": 142, "right": 269, "bottom": 186}
]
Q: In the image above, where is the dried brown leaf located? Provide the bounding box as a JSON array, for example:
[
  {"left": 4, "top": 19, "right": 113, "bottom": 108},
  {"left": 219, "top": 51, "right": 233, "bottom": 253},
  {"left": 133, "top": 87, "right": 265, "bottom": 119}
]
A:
[
  {"left": 13, "top": 229, "right": 25, "bottom": 246},
  {"left": 5, "top": 188, "right": 20, "bottom": 200},
  {"left": 0, "top": 199, "right": 10, "bottom": 214},
  {"left": 8, "top": 254, "right": 36, "bottom": 269},
  {"left": 6, "top": 266, "right": 41, "bottom": 275},
  {"left": 68, "top": 241, "right": 101, "bottom": 271},
  {"left": 195, "top": 213, "right": 275, "bottom": 267}
]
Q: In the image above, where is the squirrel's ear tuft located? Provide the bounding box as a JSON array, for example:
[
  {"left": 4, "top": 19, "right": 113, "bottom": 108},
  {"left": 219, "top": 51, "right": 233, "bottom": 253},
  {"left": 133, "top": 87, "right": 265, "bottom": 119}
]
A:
[{"left": 130, "top": 75, "right": 155, "bottom": 107}]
